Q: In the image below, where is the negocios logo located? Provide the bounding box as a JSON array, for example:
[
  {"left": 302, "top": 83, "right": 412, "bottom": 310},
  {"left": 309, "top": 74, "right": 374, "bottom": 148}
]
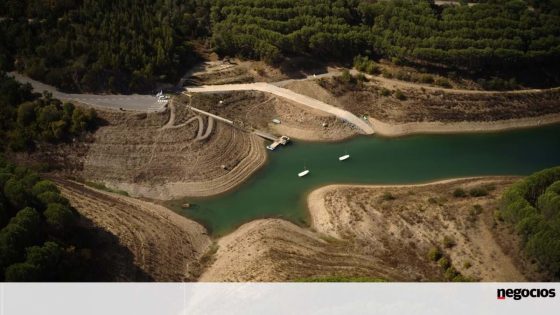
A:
[{"left": 497, "top": 288, "right": 556, "bottom": 300}]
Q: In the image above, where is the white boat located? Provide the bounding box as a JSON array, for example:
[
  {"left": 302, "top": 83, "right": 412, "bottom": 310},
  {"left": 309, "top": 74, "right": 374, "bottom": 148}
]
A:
[
  {"left": 298, "top": 168, "right": 310, "bottom": 177},
  {"left": 339, "top": 154, "right": 350, "bottom": 161}
]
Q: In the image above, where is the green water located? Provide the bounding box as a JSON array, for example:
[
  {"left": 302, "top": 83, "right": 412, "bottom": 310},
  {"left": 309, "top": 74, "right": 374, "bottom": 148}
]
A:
[{"left": 167, "top": 125, "right": 560, "bottom": 236}]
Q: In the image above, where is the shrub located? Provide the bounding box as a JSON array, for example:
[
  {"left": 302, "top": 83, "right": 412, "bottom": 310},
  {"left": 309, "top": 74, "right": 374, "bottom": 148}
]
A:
[
  {"left": 420, "top": 74, "right": 434, "bottom": 84},
  {"left": 453, "top": 188, "right": 467, "bottom": 198},
  {"left": 427, "top": 247, "right": 442, "bottom": 261},
  {"left": 381, "top": 192, "right": 396, "bottom": 201},
  {"left": 338, "top": 70, "right": 356, "bottom": 85},
  {"left": 444, "top": 267, "right": 459, "bottom": 280},
  {"left": 438, "top": 257, "right": 450, "bottom": 269},
  {"left": 355, "top": 73, "right": 368, "bottom": 82},
  {"left": 381, "top": 69, "right": 393, "bottom": 78},
  {"left": 380, "top": 88, "right": 391, "bottom": 96},
  {"left": 469, "top": 187, "right": 489, "bottom": 197},
  {"left": 4, "top": 262, "right": 40, "bottom": 281},
  {"left": 394, "top": 90, "right": 407, "bottom": 100},
  {"left": 452, "top": 274, "right": 470, "bottom": 282},
  {"left": 434, "top": 78, "right": 452, "bottom": 88},
  {"left": 443, "top": 235, "right": 456, "bottom": 248},
  {"left": 472, "top": 204, "right": 483, "bottom": 215},
  {"left": 31, "top": 180, "right": 59, "bottom": 197},
  {"left": 353, "top": 55, "right": 380, "bottom": 75},
  {"left": 44, "top": 203, "right": 75, "bottom": 232},
  {"left": 391, "top": 57, "right": 403, "bottom": 66}
]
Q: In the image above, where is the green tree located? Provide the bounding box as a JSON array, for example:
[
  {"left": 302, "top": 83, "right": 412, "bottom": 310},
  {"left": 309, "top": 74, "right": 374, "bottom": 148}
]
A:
[
  {"left": 4, "top": 262, "right": 40, "bottom": 281},
  {"left": 44, "top": 203, "right": 75, "bottom": 232}
]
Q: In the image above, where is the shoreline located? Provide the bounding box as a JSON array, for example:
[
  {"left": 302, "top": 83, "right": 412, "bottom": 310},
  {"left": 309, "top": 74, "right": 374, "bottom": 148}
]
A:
[
  {"left": 104, "top": 134, "right": 268, "bottom": 200},
  {"left": 200, "top": 175, "right": 527, "bottom": 281},
  {"left": 101, "top": 112, "right": 560, "bottom": 202},
  {"left": 369, "top": 113, "right": 560, "bottom": 137},
  {"left": 306, "top": 176, "right": 513, "bottom": 233}
]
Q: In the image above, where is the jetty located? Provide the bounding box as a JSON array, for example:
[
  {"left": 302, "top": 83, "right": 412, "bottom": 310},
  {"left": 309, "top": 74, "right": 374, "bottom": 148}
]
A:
[
  {"left": 253, "top": 131, "right": 290, "bottom": 150},
  {"left": 185, "top": 103, "right": 290, "bottom": 151}
]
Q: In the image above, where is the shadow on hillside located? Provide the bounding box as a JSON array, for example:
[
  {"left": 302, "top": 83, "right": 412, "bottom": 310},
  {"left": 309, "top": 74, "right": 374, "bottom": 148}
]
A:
[{"left": 77, "top": 215, "right": 154, "bottom": 282}]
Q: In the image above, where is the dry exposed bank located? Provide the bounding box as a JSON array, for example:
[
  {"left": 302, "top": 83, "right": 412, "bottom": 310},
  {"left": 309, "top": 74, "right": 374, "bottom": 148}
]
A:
[
  {"left": 200, "top": 219, "right": 414, "bottom": 282},
  {"left": 202, "top": 177, "right": 546, "bottom": 282},
  {"left": 370, "top": 113, "right": 560, "bottom": 136},
  {"left": 187, "top": 90, "right": 357, "bottom": 141},
  {"left": 307, "top": 178, "right": 542, "bottom": 281},
  {"left": 54, "top": 178, "right": 212, "bottom": 281},
  {"left": 284, "top": 78, "right": 560, "bottom": 136},
  {"left": 18, "top": 107, "right": 267, "bottom": 200}
]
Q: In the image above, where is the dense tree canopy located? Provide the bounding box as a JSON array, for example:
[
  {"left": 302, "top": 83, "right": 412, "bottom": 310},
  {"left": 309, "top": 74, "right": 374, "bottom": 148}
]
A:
[
  {"left": 0, "top": 73, "right": 97, "bottom": 152},
  {"left": 1, "top": 0, "right": 559, "bottom": 91},
  {"left": 210, "top": 0, "right": 560, "bottom": 85},
  {"left": 0, "top": 159, "right": 97, "bottom": 281},
  {"left": 0, "top": 0, "right": 211, "bottom": 92},
  {"left": 501, "top": 166, "right": 560, "bottom": 278}
]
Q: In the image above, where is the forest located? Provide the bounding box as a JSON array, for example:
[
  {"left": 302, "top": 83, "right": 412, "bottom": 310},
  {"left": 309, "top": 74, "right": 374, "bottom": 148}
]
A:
[
  {"left": 0, "top": 73, "right": 108, "bottom": 281},
  {"left": 210, "top": 0, "right": 560, "bottom": 86},
  {"left": 0, "top": 73, "right": 97, "bottom": 152},
  {"left": 501, "top": 166, "right": 560, "bottom": 279},
  {"left": 0, "top": 158, "right": 100, "bottom": 281},
  {"left": 0, "top": 0, "right": 211, "bottom": 92},
  {"left": 1, "top": 0, "right": 559, "bottom": 92}
]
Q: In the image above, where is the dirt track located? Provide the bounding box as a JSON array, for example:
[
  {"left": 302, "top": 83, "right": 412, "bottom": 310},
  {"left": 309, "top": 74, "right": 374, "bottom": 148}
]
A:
[
  {"left": 186, "top": 91, "right": 357, "bottom": 142},
  {"left": 55, "top": 178, "right": 212, "bottom": 281},
  {"left": 187, "top": 82, "right": 375, "bottom": 134}
]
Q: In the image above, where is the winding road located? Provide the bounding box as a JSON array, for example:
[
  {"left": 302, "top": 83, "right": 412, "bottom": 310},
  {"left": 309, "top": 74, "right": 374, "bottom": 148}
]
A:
[{"left": 187, "top": 82, "right": 375, "bottom": 135}]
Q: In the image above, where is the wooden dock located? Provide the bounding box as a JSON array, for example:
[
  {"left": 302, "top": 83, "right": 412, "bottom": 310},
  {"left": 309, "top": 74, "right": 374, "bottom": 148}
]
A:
[{"left": 186, "top": 104, "right": 290, "bottom": 150}]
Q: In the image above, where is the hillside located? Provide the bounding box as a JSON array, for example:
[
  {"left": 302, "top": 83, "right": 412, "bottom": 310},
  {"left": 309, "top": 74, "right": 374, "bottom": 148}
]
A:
[{"left": 2, "top": 0, "right": 559, "bottom": 93}]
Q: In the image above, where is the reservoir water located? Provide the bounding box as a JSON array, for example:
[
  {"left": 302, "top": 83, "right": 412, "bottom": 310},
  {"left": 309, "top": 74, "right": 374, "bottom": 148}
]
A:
[{"left": 167, "top": 125, "right": 560, "bottom": 236}]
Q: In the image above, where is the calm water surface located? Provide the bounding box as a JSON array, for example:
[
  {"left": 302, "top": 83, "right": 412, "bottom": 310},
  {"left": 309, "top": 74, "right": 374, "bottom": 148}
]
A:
[{"left": 166, "top": 125, "right": 560, "bottom": 236}]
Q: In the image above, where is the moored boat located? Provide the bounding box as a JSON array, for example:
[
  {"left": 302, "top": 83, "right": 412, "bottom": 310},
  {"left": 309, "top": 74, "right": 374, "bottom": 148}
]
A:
[
  {"left": 339, "top": 154, "right": 350, "bottom": 161},
  {"left": 298, "top": 168, "right": 310, "bottom": 177}
]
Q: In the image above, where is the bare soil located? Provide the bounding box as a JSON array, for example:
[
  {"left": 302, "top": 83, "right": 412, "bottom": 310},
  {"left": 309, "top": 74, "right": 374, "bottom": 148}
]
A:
[
  {"left": 14, "top": 106, "right": 267, "bottom": 200},
  {"left": 309, "top": 178, "right": 547, "bottom": 281},
  {"left": 200, "top": 219, "right": 423, "bottom": 282},
  {"left": 201, "top": 177, "right": 547, "bottom": 282},
  {"left": 53, "top": 178, "right": 212, "bottom": 281},
  {"left": 186, "top": 91, "right": 357, "bottom": 141},
  {"left": 187, "top": 58, "right": 336, "bottom": 86},
  {"left": 312, "top": 77, "right": 560, "bottom": 124}
]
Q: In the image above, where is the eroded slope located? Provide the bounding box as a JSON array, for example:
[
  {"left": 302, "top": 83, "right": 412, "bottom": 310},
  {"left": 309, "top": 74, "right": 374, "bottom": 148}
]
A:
[{"left": 55, "top": 178, "right": 212, "bottom": 281}]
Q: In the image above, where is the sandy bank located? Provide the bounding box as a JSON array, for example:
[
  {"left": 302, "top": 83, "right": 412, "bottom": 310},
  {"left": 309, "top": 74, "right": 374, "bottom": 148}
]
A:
[{"left": 370, "top": 113, "right": 560, "bottom": 137}]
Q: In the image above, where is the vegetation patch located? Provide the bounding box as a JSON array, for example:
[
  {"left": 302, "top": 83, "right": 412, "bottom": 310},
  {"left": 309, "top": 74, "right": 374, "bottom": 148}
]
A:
[
  {"left": 0, "top": 159, "right": 101, "bottom": 281},
  {"left": 0, "top": 74, "right": 98, "bottom": 152},
  {"left": 0, "top": 0, "right": 209, "bottom": 92},
  {"left": 501, "top": 166, "right": 560, "bottom": 278},
  {"left": 209, "top": 0, "right": 560, "bottom": 87}
]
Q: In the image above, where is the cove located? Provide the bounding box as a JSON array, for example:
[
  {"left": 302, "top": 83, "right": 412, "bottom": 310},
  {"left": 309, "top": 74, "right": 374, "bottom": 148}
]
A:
[{"left": 166, "top": 125, "right": 560, "bottom": 236}]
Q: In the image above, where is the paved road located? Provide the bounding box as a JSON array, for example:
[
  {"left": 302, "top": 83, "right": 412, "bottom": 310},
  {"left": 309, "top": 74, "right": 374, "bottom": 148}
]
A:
[
  {"left": 187, "top": 82, "right": 375, "bottom": 135},
  {"left": 11, "top": 72, "right": 165, "bottom": 112}
]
